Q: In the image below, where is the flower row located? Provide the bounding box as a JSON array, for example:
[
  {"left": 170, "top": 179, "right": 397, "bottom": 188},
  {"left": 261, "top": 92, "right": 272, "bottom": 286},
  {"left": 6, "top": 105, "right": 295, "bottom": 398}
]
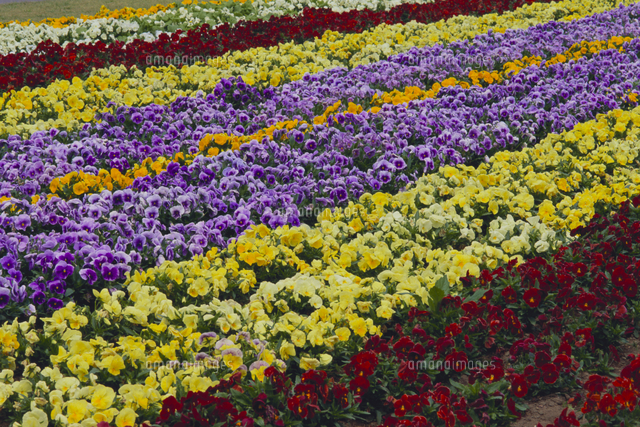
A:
[
  {"left": 0, "top": 0, "right": 624, "bottom": 137},
  {"left": 0, "top": 0, "right": 432, "bottom": 55}
]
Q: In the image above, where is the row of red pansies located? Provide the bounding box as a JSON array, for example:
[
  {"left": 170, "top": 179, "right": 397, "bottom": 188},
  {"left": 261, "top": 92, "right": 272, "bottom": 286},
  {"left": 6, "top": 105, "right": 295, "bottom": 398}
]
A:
[
  {"left": 0, "top": 0, "right": 549, "bottom": 92},
  {"left": 133, "top": 197, "right": 640, "bottom": 427}
]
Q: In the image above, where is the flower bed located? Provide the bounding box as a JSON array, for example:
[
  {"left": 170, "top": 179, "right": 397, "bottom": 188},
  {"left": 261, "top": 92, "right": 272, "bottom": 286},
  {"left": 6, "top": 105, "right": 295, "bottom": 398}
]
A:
[
  {"left": 0, "top": 0, "right": 433, "bottom": 55},
  {"left": 2, "top": 1, "right": 640, "bottom": 427},
  {"left": 0, "top": 0, "right": 544, "bottom": 93},
  {"left": 3, "top": 13, "right": 640, "bottom": 319},
  {"left": 152, "top": 195, "right": 640, "bottom": 427},
  {"left": 0, "top": 0, "right": 627, "bottom": 137},
  {"left": 2, "top": 104, "right": 640, "bottom": 425}
]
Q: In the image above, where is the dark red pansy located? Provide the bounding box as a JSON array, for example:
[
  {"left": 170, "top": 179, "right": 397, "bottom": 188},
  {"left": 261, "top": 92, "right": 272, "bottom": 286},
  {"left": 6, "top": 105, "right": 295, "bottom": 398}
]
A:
[
  {"left": 540, "top": 363, "right": 559, "bottom": 385},
  {"left": 455, "top": 409, "right": 473, "bottom": 425},
  {"left": 597, "top": 393, "right": 618, "bottom": 417},
  {"left": 614, "top": 389, "right": 637, "bottom": 411},
  {"left": 483, "top": 365, "right": 505, "bottom": 383},
  {"left": 408, "top": 307, "right": 429, "bottom": 322},
  {"left": 394, "top": 395, "right": 410, "bottom": 417},
  {"left": 576, "top": 292, "right": 601, "bottom": 311},
  {"left": 408, "top": 343, "right": 426, "bottom": 361},
  {"left": 479, "top": 269, "right": 494, "bottom": 286},
  {"left": 534, "top": 351, "right": 551, "bottom": 368},
  {"left": 609, "top": 345, "right": 620, "bottom": 363},
  {"left": 556, "top": 408, "right": 580, "bottom": 427},
  {"left": 506, "top": 258, "right": 518, "bottom": 271},
  {"left": 412, "top": 325, "right": 429, "bottom": 342},
  {"left": 332, "top": 383, "right": 349, "bottom": 409},
  {"left": 461, "top": 300, "right": 482, "bottom": 317},
  {"left": 434, "top": 337, "right": 455, "bottom": 357},
  {"left": 468, "top": 368, "right": 483, "bottom": 385},
  {"left": 507, "top": 398, "right": 522, "bottom": 418},
  {"left": 163, "top": 395, "right": 183, "bottom": 412},
  {"left": 523, "top": 365, "right": 540, "bottom": 385},
  {"left": 469, "top": 396, "right": 488, "bottom": 411},
  {"left": 287, "top": 396, "right": 307, "bottom": 419},
  {"left": 573, "top": 262, "right": 588, "bottom": 277},
  {"left": 293, "top": 384, "right": 318, "bottom": 405},
  {"left": 575, "top": 328, "right": 593, "bottom": 349},
  {"left": 581, "top": 398, "right": 598, "bottom": 414},
  {"left": 445, "top": 350, "right": 468, "bottom": 373},
  {"left": 557, "top": 273, "right": 575, "bottom": 287},
  {"left": 351, "top": 351, "right": 379, "bottom": 368},
  {"left": 510, "top": 374, "right": 528, "bottom": 398},
  {"left": 534, "top": 341, "right": 551, "bottom": 353},
  {"left": 611, "top": 265, "right": 628, "bottom": 286},
  {"left": 411, "top": 416, "right": 432, "bottom": 427},
  {"left": 553, "top": 354, "right": 572, "bottom": 370},
  {"left": 437, "top": 406, "right": 456, "bottom": 427},
  {"left": 584, "top": 375, "right": 610, "bottom": 393},
  {"left": 365, "top": 335, "right": 389, "bottom": 354},
  {"left": 479, "top": 289, "right": 493, "bottom": 304},
  {"left": 622, "top": 279, "right": 638, "bottom": 298},
  {"left": 398, "top": 360, "right": 418, "bottom": 382},
  {"left": 501, "top": 286, "right": 518, "bottom": 304},
  {"left": 445, "top": 323, "right": 462, "bottom": 337},
  {"left": 503, "top": 308, "right": 523, "bottom": 335},
  {"left": 558, "top": 341, "right": 572, "bottom": 357},
  {"left": 349, "top": 376, "right": 370, "bottom": 396},
  {"left": 393, "top": 336, "right": 416, "bottom": 359},
  {"left": 301, "top": 369, "right": 327, "bottom": 385}
]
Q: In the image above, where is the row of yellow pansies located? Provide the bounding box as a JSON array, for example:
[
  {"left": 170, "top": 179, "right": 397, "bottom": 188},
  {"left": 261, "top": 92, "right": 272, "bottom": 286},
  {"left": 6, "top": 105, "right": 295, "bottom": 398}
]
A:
[
  {"left": 0, "top": 0, "right": 630, "bottom": 138},
  {"left": 3, "top": 105, "right": 640, "bottom": 426},
  {"left": 46, "top": 35, "right": 636, "bottom": 200}
]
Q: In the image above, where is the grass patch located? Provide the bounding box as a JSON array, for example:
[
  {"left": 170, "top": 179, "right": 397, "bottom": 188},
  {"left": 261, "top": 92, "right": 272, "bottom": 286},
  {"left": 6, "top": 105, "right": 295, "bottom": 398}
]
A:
[{"left": 0, "top": 0, "right": 176, "bottom": 24}]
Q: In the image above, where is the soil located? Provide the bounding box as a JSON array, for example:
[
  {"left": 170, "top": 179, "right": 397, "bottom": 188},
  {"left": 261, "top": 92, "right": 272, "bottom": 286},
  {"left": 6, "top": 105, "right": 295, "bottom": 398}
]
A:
[
  {"left": 511, "top": 337, "right": 640, "bottom": 427},
  {"left": 343, "top": 421, "right": 379, "bottom": 427},
  {"left": 608, "top": 336, "right": 640, "bottom": 377},
  {"left": 512, "top": 393, "right": 574, "bottom": 427}
]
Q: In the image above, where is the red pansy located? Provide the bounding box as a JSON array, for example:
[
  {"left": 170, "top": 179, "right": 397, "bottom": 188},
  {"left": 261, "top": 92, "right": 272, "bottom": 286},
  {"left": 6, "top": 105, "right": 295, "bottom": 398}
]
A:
[
  {"left": 510, "top": 374, "right": 529, "bottom": 398},
  {"left": 540, "top": 363, "right": 559, "bottom": 384}
]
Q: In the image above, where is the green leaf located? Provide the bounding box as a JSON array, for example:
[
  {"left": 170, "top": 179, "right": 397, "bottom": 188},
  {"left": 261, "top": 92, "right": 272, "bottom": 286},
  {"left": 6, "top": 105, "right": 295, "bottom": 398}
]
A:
[
  {"left": 463, "top": 288, "right": 486, "bottom": 304},
  {"left": 449, "top": 379, "right": 464, "bottom": 392},
  {"left": 435, "top": 275, "right": 450, "bottom": 294},
  {"left": 122, "top": 326, "right": 136, "bottom": 336},
  {"left": 427, "top": 276, "right": 450, "bottom": 312},
  {"left": 485, "top": 381, "right": 503, "bottom": 394},
  {"left": 427, "top": 286, "right": 444, "bottom": 312}
]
